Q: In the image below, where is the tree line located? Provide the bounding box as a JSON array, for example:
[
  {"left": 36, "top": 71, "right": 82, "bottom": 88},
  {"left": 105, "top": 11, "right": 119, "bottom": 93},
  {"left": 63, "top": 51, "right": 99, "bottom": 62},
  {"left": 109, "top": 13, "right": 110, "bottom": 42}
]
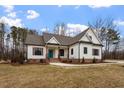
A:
[
  {"left": 0, "top": 23, "right": 38, "bottom": 63},
  {"left": 88, "top": 17, "right": 122, "bottom": 59}
]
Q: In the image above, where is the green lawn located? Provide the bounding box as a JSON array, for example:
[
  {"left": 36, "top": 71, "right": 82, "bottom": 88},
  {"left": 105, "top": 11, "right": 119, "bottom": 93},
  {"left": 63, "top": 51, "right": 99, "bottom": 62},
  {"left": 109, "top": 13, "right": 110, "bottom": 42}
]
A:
[{"left": 0, "top": 64, "right": 124, "bottom": 88}]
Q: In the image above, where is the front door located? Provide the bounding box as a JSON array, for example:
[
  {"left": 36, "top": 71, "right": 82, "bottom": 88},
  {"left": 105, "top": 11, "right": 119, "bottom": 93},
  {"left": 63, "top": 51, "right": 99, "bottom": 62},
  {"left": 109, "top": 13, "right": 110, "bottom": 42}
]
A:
[{"left": 48, "top": 49, "right": 53, "bottom": 58}]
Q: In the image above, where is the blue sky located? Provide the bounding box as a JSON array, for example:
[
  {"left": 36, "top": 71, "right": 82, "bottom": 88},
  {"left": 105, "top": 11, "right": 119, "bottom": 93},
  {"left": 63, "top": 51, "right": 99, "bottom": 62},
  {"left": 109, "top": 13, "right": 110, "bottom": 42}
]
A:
[{"left": 0, "top": 5, "right": 124, "bottom": 36}]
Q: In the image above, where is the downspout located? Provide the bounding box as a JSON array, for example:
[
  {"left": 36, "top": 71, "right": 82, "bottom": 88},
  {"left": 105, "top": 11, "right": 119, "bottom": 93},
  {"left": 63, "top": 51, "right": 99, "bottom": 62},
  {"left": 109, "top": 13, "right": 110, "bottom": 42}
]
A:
[
  {"left": 24, "top": 45, "right": 28, "bottom": 60},
  {"left": 78, "top": 41, "right": 80, "bottom": 62},
  {"left": 26, "top": 44, "right": 28, "bottom": 60},
  {"left": 101, "top": 46, "right": 103, "bottom": 62},
  {"left": 45, "top": 43, "right": 48, "bottom": 61}
]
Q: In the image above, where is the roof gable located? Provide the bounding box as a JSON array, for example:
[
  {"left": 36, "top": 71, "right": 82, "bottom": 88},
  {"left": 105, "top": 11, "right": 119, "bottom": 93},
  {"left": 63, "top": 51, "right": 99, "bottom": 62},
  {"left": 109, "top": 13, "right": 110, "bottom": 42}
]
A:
[
  {"left": 47, "top": 36, "right": 60, "bottom": 44},
  {"left": 79, "top": 33, "right": 92, "bottom": 42},
  {"left": 43, "top": 32, "right": 73, "bottom": 45},
  {"left": 85, "top": 28, "right": 102, "bottom": 44},
  {"left": 73, "top": 28, "right": 102, "bottom": 45}
]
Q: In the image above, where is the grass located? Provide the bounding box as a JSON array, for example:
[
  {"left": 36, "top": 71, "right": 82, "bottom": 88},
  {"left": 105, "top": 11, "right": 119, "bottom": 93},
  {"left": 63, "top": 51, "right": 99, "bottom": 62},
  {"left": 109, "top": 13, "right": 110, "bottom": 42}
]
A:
[{"left": 0, "top": 63, "right": 124, "bottom": 88}]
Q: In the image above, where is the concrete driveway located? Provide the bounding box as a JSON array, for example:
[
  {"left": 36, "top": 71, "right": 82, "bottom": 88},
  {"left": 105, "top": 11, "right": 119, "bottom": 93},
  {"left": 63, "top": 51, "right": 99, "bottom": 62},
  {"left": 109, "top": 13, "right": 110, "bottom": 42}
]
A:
[{"left": 104, "top": 60, "right": 124, "bottom": 63}]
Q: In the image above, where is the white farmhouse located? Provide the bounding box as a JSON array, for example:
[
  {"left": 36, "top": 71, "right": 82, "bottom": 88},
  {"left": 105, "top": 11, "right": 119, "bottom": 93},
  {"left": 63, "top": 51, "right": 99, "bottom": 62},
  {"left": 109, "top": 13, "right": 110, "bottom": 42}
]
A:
[{"left": 25, "top": 28, "right": 103, "bottom": 63}]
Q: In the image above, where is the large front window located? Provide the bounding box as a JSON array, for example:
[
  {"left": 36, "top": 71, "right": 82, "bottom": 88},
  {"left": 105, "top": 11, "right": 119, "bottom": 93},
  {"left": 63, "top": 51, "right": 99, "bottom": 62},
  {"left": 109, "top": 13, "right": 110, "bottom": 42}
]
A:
[
  {"left": 92, "top": 49, "right": 99, "bottom": 56},
  {"left": 59, "top": 49, "right": 64, "bottom": 56},
  {"left": 33, "top": 48, "right": 43, "bottom": 55}
]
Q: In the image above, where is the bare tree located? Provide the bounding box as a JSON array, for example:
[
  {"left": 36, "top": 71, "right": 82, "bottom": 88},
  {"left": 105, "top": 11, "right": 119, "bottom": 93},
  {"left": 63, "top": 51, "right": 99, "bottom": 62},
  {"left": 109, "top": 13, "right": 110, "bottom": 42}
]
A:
[
  {"left": 53, "top": 23, "right": 66, "bottom": 36},
  {"left": 88, "top": 17, "right": 120, "bottom": 59},
  {"left": 61, "top": 23, "right": 66, "bottom": 36},
  {"left": 5, "top": 34, "right": 10, "bottom": 59},
  {"left": 0, "top": 22, "right": 6, "bottom": 59}
]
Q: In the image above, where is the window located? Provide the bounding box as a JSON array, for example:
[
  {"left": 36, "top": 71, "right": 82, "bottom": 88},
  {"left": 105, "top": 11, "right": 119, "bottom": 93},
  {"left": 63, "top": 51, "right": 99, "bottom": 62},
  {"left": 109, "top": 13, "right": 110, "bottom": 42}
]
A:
[
  {"left": 33, "top": 48, "right": 43, "bottom": 55},
  {"left": 71, "top": 48, "right": 73, "bottom": 55},
  {"left": 92, "top": 49, "right": 99, "bottom": 56},
  {"left": 84, "top": 47, "right": 87, "bottom": 54},
  {"left": 89, "top": 36, "right": 92, "bottom": 40},
  {"left": 59, "top": 49, "right": 64, "bottom": 56}
]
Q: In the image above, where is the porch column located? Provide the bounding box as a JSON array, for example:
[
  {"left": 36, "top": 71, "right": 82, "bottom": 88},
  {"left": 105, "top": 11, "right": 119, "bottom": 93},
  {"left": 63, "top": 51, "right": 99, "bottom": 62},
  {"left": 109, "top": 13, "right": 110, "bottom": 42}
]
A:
[
  {"left": 67, "top": 46, "right": 69, "bottom": 60},
  {"left": 58, "top": 46, "right": 60, "bottom": 59},
  {"left": 46, "top": 45, "right": 48, "bottom": 59},
  {"left": 78, "top": 42, "right": 80, "bottom": 62}
]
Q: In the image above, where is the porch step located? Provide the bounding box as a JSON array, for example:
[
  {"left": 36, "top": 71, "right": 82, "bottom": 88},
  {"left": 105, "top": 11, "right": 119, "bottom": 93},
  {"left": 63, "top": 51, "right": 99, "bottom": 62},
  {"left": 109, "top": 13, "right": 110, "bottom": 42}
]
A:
[{"left": 49, "top": 58, "right": 60, "bottom": 62}]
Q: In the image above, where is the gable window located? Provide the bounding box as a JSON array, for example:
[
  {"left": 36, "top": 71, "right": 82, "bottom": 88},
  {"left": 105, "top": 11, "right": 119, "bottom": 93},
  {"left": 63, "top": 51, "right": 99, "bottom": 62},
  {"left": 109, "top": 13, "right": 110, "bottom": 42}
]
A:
[
  {"left": 71, "top": 48, "right": 73, "bottom": 55},
  {"left": 92, "top": 49, "right": 99, "bottom": 56},
  {"left": 84, "top": 47, "right": 87, "bottom": 54},
  {"left": 33, "top": 48, "right": 43, "bottom": 55},
  {"left": 89, "top": 36, "right": 92, "bottom": 40},
  {"left": 59, "top": 49, "right": 64, "bottom": 56}
]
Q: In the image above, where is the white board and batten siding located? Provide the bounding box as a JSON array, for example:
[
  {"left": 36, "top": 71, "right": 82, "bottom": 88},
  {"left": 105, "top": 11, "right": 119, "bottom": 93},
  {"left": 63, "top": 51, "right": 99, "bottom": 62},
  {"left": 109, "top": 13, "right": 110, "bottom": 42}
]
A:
[
  {"left": 27, "top": 45, "right": 46, "bottom": 59},
  {"left": 69, "top": 29, "right": 102, "bottom": 60},
  {"left": 69, "top": 43, "right": 79, "bottom": 59},
  {"left": 80, "top": 29, "right": 100, "bottom": 44},
  {"left": 69, "top": 43, "right": 102, "bottom": 59},
  {"left": 80, "top": 43, "right": 102, "bottom": 59}
]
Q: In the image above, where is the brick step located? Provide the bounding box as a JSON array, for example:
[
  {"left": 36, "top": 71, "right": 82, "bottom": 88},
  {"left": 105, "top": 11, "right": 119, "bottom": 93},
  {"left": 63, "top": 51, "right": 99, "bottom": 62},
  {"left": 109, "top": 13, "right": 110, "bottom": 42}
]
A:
[{"left": 49, "top": 58, "right": 60, "bottom": 62}]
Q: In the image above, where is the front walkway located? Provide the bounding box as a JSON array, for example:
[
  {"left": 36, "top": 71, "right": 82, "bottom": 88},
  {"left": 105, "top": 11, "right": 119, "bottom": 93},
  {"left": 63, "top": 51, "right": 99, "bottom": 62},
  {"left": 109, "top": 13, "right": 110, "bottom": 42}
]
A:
[{"left": 50, "top": 62, "right": 123, "bottom": 67}]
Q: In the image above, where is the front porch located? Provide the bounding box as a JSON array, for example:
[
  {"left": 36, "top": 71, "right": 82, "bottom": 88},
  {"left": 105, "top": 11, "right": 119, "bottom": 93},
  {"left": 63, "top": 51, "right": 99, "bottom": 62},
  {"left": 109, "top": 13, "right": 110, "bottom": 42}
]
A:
[{"left": 45, "top": 45, "right": 69, "bottom": 62}]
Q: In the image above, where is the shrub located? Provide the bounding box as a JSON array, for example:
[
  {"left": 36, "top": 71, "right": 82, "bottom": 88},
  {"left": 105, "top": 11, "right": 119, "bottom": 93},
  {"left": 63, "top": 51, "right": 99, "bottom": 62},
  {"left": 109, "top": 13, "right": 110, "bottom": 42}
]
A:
[
  {"left": 93, "top": 57, "right": 96, "bottom": 63},
  {"left": 62, "top": 59, "right": 67, "bottom": 63},
  {"left": 11, "top": 53, "right": 24, "bottom": 64},
  {"left": 0, "top": 54, "right": 2, "bottom": 61},
  {"left": 3, "top": 55, "right": 7, "bottom": 61},
  {"left": 69, "top": 60, "right": 72, "bottom": 63},
  {"left": 40, "top": 59, "right": 43, "bottom": 63},
  {"left": 81, "top": 57, "right": 85, "bottom": 63}
]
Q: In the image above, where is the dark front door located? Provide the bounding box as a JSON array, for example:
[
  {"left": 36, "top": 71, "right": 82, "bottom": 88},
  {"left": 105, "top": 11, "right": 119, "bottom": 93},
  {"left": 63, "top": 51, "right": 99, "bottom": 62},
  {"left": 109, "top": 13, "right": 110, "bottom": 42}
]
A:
[{"left": 48, "top": 49, "right": 53, "bottom": 58}]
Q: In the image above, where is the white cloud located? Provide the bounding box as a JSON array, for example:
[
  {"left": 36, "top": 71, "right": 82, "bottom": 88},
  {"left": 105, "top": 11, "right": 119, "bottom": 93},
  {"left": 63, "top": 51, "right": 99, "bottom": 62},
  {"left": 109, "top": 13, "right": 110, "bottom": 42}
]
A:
[
  {"left": 113, "top": 19, "right": 124, "bottom": 26},
  {"left": 2, "top": 5, "right": 14, "bottom": 12},
  {"left": 41, "top": 28, "right": 49, "bottom": 32},
  {"left": 2, "top": 5, "right": 17, "bottom": 18},
  {"left": 66, "top": 23, "right": 88, "bottom": 36},
  {"left": 74, "top": 5, "right": 80, "bottom": 9},
  {"left": 88, "top": 5, "right": 112, "bottom": 8},
  {"left": 58, "top": 5, "right": 62, "bottom": 7},
  {"left": 27, "top": 10, "right": 40, "bottom": 19},
  {"left": 0, "top": 16, "right": 23, "bottom": 27},
  {"left": 7, "top": 12, "right": 16, "bottom": 18}
]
